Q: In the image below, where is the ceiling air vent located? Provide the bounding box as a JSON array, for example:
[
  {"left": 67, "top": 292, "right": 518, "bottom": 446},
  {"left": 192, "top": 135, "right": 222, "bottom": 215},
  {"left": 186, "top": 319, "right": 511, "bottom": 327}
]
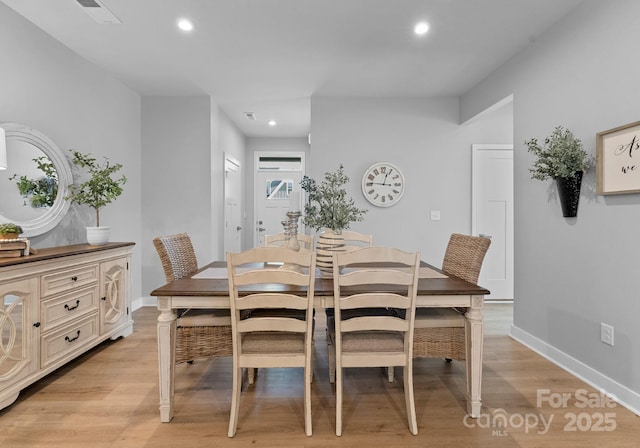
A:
[
  {"left": 244, "top": 112, "right": 256, "bottom": 120},
  {"left": 77, "top": 0, "right": 101, "bottom": 6},
  {"left": 75, "top": 0, "right": 122, "bottom": 24}
]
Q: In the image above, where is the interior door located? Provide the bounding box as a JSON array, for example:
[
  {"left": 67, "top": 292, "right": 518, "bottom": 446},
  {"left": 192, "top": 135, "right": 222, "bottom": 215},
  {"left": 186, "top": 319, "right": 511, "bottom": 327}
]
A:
[
  {"left": 472, "top": 144, "right": 513, "bottom": 300},
  {"left": 224, "top": 154, "right": 242, "bottom": 253}
]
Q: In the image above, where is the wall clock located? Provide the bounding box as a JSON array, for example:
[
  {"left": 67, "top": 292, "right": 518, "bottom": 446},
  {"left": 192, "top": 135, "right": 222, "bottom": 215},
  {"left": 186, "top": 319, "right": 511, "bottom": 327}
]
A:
[{"left": 361, "top": 162, "right": 405, "bottom": 207}]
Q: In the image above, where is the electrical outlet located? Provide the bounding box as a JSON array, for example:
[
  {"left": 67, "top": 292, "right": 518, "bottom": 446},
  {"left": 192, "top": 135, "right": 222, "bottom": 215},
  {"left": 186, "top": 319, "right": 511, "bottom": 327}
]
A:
[{"left": 600, "top": 323, "right": 614, "bottom": 346}]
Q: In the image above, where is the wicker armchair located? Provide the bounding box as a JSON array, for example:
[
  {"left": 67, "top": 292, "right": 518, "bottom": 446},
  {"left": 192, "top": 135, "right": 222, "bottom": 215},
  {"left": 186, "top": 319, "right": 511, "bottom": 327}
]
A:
[
  {"left": 413, "top": 233, "right": 491, "bottom": 362},
  {"left": 153, "top": 233, "right": 232, "bottom": 364}
]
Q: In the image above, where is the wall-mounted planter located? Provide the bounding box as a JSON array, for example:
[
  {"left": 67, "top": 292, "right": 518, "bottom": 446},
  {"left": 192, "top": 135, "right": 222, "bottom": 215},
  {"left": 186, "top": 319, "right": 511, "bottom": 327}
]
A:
[{"left": 555, "top": 171, "right": 583, "bottom": 218}]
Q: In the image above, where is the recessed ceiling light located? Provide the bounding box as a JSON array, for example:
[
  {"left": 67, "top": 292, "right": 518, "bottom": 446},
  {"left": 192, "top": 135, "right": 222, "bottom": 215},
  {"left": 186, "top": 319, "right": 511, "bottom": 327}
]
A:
[
  {"left": 268, "top": 120, "right": 277, "bottom": 126},
  {"left": 414, "top": 21, "right": 429, "bottom": 35},
  {"left": 177, "top": 18, "right": 194, "bottom": 32}
]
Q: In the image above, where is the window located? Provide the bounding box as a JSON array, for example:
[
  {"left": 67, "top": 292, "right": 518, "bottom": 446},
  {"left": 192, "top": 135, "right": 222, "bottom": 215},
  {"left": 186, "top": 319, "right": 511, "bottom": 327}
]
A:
[{"left": 265, "top": 179, "right": 293, "bottom": 199}]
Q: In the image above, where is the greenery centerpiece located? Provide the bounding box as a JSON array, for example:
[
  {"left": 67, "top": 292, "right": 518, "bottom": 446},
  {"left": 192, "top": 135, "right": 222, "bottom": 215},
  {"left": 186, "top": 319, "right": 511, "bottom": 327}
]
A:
[
  {"left": 300, "top": 164, "right": 367, "bottom": 232},
  {"left": 65, "top": 150, "right": 126, "bottom": 244},
  {"left": 525, "top": 126, "right": 594, "bottom": 217},
  {"left": 300, "top": 164, "right": 367, "bottom": 274}
]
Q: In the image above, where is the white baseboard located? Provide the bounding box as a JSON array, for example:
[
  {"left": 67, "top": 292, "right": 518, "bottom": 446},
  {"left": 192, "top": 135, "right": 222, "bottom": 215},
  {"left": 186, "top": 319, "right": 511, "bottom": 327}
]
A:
[
  {"left": 132, "top": 296, "right": 157, "bottom": 311},
  {"left": 510, "top": 324, "right": 640, "bottom": 416}
]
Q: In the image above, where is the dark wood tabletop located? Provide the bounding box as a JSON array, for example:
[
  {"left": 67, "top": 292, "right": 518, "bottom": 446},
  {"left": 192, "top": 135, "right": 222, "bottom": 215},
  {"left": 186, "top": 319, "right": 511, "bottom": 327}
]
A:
[{"left": 150, "top": 260, "right": 490, "bottom": 298}]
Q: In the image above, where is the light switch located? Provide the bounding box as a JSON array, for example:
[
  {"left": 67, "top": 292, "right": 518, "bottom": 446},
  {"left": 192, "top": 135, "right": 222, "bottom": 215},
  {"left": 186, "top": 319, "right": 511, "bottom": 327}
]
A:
[{"left": 430, "top": 210, "right": 441, "bottom": 221}]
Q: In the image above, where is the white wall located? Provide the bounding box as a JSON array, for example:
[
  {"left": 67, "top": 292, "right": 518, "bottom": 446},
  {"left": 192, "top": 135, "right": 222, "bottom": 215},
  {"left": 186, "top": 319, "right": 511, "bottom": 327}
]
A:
[
  {"left": 0, "top": 3, "right": 142, "bottom": 302},
  {"left": 310, "top": 97, "right": 512, "bottom": 267},
  {"left": 212, "top": 102, "right": 246, "bottom": 256},
  {"left": 140, "top": 98, "right": 246, "bottom": 299},
  {"left": 462, "top": 0, "right": 640, "bottom": 411},
  {"left": 140, "top": 96, "right": 212, "bottom": 297}
]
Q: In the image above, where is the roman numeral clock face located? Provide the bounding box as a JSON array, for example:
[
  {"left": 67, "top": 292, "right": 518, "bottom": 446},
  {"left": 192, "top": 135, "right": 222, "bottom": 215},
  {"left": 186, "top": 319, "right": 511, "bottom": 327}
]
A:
[{"left": 361, "top": 162, "right": 405, "bottom": 207}]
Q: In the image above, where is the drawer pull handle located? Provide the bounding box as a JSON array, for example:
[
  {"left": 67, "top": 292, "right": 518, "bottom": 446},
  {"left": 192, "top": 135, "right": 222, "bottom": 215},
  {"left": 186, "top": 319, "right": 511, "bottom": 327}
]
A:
[
  {"left": 101, "top": 296, "right": 107, "bottom": 301},
  {"left": 64, "top": 300, "right": 81, "bottom": 311},
  {"left": 33, "top": 322, "right": 41, "bottom": 328},
  {"left": 65, "top": 330, "right": 81, "bottom": 343},
  {"left": 71, "top": 276, "right": 78, "bottom": 282}
]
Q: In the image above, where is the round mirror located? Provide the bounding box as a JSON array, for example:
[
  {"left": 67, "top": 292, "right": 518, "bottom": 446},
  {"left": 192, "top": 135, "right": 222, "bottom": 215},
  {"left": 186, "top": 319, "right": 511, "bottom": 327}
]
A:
[{"left": 0, "top": 123, "right": 72, "bottom": 237}]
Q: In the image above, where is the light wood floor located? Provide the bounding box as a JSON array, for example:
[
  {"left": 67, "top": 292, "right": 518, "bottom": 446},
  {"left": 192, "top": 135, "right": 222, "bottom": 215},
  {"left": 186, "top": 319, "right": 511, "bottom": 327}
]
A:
[{"left": 1, "top": 304, "right": 637, "bottom": 447}]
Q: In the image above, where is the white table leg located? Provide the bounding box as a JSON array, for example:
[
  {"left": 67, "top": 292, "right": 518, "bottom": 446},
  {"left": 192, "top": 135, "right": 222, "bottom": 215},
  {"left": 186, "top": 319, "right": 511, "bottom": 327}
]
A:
[
  {"left": 157, "top": 297, "right": 176, "bottom": 422},
  {"left": 465, "top": 295, "right": 484, "bottom": 418}
]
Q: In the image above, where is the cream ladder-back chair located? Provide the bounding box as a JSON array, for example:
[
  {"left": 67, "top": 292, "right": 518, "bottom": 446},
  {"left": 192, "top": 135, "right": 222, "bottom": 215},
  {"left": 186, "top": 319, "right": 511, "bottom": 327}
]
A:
[
  {"left": 264, "top": 232, "right": 315, "bottom": 251},
  {"left": 227, "top": 246, "right": 316, "bottom": 437},
  {"left": 331, "top": 246, "right": 420, "bottom": 436},
  {"left": 413, "top": 233, "right": 491, "bottom": 363},
  {"left": 153, "top": 233, "right": 233, "bottom": 364},
  {"left": 340, "top": 230, "right": 373, "bottom": 251},
  {"left": 259, "top": 231, "right": 316, "bottom": 385},
  {"left": 324, "top": 230, "right": 374, "bottom": 381}
]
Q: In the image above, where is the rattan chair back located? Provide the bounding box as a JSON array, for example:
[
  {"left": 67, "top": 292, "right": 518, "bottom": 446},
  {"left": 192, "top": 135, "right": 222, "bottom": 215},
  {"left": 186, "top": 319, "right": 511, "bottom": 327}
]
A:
[
  {"left": 441, "top": 233, "right": 491, "bottom": 284},
  {"left": 153, "top": 233, "right": 198, "bottom": 282}
]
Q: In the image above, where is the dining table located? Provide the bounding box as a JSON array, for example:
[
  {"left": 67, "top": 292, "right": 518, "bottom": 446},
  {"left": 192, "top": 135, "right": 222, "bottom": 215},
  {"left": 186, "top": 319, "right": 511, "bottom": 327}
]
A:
[{"left": 150, "top": 259, "right": 490, "bottom": 423}]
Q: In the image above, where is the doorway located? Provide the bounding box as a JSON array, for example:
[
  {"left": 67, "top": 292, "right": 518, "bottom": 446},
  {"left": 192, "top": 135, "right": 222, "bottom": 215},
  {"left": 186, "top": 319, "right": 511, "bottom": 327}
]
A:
[
  {"left": 472, "top": 144, "right": 514, "bottom": 300},
  {"left": 224, "top": 154, "right": 242, "bottom": 253},
  {"left": 254, "top": 152, "right": 305, "bottom": 247}
]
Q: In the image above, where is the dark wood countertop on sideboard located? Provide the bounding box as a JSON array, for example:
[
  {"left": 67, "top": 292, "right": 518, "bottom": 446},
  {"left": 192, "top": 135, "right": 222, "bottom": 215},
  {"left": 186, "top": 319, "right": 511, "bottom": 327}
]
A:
[{"left": 0, "top": 242, "right": 136, "bottom": 268}]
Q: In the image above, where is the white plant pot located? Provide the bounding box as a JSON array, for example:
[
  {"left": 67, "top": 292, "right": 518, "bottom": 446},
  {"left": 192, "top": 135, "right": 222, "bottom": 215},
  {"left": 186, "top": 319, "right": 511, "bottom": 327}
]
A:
[
  {"left": 316, "top": 229, "right": 346, "bottom": 276},
  {"left": 86, "top": 226, "right": 110, "bottom": 245}
]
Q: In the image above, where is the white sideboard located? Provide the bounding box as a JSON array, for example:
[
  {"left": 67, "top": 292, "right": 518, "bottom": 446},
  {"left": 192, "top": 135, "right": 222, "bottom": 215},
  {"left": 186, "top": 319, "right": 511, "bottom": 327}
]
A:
[{"left": 0, "top": 242, "right": 135, "bottom": 410}]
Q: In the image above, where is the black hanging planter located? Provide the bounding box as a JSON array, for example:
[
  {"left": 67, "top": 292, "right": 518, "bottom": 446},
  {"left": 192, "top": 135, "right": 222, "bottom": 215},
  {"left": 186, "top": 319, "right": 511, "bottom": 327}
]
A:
[{"left": 555, "top": 171, "right": 583, "bottom": 218}]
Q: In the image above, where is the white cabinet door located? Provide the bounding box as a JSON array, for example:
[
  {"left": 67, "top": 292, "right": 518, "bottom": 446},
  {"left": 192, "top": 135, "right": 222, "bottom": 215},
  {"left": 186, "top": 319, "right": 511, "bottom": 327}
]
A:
[
  {"left": 0, "top": 278, "right": 39, "bottom": 395},
  {"left": 99, "top": 257, "right": 130, "bottom": 335}
]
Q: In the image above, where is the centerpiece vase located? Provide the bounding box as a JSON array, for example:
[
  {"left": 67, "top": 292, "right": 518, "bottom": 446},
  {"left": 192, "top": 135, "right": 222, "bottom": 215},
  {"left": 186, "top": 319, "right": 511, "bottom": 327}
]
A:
[{"left": 316, "top": 229, "right": 346, "bottom": 276}]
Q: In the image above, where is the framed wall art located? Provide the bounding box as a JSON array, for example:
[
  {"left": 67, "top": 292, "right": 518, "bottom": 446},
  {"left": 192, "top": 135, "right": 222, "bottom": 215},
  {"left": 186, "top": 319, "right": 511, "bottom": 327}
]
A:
[{"left": 596, "top": 120, "right": 640, "bottom": 195}]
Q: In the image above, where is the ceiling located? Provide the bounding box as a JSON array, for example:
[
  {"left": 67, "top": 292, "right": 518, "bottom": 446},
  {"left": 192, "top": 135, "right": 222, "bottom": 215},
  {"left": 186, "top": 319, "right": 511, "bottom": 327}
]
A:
[{"left": 2, "top": 0, "right": 583, "bottom": 138}]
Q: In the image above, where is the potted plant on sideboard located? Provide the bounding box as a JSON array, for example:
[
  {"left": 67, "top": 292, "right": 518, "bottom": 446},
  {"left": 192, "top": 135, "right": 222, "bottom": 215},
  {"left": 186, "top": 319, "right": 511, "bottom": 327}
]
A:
[
  {"left": 526, "top": 126, "right": 594, "bottom": 217},
  {"left": 301, "top": 164, "right": 367, "bottom": 274},
  {"left": 65, "top": 150, "right": 126, "bottom": 245},
  {"left": 0, "top": 223, "right": 23, "bottom": 240}
]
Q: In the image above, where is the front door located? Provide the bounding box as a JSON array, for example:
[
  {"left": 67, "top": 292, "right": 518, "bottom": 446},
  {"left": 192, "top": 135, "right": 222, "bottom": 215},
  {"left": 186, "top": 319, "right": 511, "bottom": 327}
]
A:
[
  {"left": 254, "top": 153, "right": 305, "bottom": 247},
  {"left": 472, "top": 144, "right": 514, "bottom": 300}
]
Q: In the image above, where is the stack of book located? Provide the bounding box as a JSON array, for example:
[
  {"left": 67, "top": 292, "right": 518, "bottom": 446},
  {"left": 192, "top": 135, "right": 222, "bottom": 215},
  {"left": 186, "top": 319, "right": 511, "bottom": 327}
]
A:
[{"left": 0, "top": 239, "right": 29, "bottom": 258}]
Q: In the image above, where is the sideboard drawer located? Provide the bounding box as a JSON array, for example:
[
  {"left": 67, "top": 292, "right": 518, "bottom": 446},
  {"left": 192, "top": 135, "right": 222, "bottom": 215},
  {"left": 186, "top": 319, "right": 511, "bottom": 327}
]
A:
[
  {"left": 41, "top": 264, "right": 99, "bottom": 297},
  {"left": 41, "top": 313, "right": 100, "bottom": 368},
  {"left": 41, "top": 285, "right": 99, "bottom": 331}
]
